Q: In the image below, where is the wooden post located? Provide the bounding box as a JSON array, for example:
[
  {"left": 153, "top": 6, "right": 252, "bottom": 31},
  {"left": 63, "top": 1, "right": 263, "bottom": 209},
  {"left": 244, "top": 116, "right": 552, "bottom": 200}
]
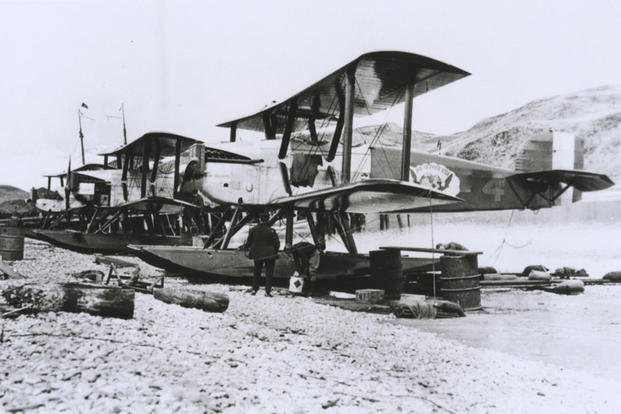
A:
[
  {"left": 47, "top": 177, "right": 51, "bottom": 190},
  {"left": 401, "top": 82, "right": 414, "bottom": 181},
  {"left": 341, "top": 69, "right": 355, "bottom": 184},
  {"left": 103, "top": 155, "right": 109, "bottom": 168}
]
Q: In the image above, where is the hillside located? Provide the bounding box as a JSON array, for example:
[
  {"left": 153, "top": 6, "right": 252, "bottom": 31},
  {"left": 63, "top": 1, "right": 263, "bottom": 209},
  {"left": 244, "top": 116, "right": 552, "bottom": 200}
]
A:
[
  {"left": 376, "top": 85, "right": 621, "bottom": 179},
  {"left": 0, "top": 185, "right": 28, "bottom": 203}
]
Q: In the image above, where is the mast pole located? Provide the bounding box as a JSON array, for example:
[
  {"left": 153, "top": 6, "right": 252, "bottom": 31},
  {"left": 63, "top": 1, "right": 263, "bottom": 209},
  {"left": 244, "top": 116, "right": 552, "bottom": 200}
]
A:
[
  {"left": 78, "top": 109, "right": 85, "bottom": 165},
  {"left": 121, "top": 103, "right": 127, "bottom": 145}
]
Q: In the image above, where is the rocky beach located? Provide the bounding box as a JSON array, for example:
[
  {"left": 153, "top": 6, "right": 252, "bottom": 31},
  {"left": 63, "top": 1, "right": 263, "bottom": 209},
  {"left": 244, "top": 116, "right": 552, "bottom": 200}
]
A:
[{"left": 1, "top": 239, "right": 620, "bottom": 413}]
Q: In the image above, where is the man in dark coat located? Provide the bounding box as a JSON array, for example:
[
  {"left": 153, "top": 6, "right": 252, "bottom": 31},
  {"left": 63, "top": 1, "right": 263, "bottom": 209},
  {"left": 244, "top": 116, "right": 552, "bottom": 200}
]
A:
[{"left": 246, "top": 214, "right": 280, "bottom": 296}]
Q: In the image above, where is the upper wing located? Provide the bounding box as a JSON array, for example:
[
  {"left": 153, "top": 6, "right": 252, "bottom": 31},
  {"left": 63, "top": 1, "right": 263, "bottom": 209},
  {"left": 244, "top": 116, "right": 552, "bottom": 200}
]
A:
[
  {"left": 217, "top": 51, "right": 470, "bottom": 133},
  {"left": 506, "top": 169, "right": 615, "bottom": 208},
  {"left": 270, "top": 178, "right": 462, "bottom": 214},
  {"left": 99, "top": 132, "right": 203, "bottom": 157}
]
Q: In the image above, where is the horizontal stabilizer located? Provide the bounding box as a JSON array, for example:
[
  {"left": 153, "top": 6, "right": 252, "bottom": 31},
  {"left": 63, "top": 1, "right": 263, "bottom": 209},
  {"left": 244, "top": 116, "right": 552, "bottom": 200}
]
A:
[
  {"left": 270, "top": 179, "right": 462, "bottom": 214},
  {"left": 506, "top": 169, "right": 614, "bottom": 209},
  {"left": 507, "top": 170, "right": 614, "bottom": 192}
]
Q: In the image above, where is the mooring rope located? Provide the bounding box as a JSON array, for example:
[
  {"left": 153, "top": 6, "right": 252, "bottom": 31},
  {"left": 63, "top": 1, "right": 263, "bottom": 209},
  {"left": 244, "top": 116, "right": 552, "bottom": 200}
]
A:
[{"left": 491, "top": 210, "right": 533, "bottom": 266}]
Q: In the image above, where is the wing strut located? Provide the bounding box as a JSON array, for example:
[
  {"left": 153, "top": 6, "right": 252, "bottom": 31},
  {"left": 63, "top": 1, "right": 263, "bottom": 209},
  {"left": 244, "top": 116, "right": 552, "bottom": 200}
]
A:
[
  {"left": 150, "top": 138, "right": 161, "bottom": 196},
  {"left": 507, "top": 179, "right": 571, "bottom": 209},
  {"left": 121, "top": 148, "right": 132, "bottom": 202},
  {"left": 173, "top": 138, "right": 181, "bottom": 197},
  {"left": 279, "top": 162, "right": 293, "bottom": 196},
  {"left": 220, "top": 200, "right": 243, "bottom": 249},
  {"left": 262, "top": 112, "right": 276, "bottom": 140},
  {"left": 326, "top": 77, "right": 345, "bottom": 162},
  {"left": 401, "top": 82, "right": 414, "bottom": 181},
  {"left": 341, "top": 68, "right": 355, "bottom": 184},
  {"left": 308, "top": 93, "right": 320, "bottom": 143},
  {"left": 140, "top": 139, "right": 150, "bottom": 198},
  {"left": 278, "top": 99, "right": 297, "bottom": 159}
]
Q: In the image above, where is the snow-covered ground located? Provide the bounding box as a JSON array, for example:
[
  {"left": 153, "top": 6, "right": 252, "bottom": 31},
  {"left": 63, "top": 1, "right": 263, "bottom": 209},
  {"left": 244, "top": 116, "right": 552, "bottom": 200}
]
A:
[{"left": 4, "top": 195, "right": 621, "bottom": 413}]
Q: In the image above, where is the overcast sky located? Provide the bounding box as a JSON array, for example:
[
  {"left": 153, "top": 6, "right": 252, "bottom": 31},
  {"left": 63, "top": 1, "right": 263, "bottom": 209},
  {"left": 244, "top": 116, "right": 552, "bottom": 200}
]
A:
[{"left": 1, "top": 0, "right": 620, "bottom": 190}]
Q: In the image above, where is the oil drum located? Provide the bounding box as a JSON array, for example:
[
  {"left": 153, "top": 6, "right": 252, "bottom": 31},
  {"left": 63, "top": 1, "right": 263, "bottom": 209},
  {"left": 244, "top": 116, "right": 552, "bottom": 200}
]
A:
[
  {"left": 439, "top": 254, "right": 481, "bottom": 310},
  {"left": 369, "top": 249, "right": 403, "bottom": 300},
  {"left": 0, "top": 227, "right": 25, "bottom": 261}
]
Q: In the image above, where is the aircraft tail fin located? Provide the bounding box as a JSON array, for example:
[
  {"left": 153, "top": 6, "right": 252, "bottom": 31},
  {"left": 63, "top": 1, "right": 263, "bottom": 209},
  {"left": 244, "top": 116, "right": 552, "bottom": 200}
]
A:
[{"left": 515, "top": 131, "right": 585, "bottom": 202}]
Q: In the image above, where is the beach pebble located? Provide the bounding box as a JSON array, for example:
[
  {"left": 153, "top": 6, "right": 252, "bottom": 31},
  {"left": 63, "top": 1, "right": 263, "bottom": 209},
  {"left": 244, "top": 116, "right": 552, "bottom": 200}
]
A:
[{"left": 0, "top": 240, "right": 620, "bottom": 413}]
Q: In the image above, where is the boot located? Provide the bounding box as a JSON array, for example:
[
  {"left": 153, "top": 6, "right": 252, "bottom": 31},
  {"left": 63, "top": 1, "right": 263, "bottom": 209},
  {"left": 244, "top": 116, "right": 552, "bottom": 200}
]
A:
[{"left": 307, "top": 279, "right": 315, "bottom": 297}]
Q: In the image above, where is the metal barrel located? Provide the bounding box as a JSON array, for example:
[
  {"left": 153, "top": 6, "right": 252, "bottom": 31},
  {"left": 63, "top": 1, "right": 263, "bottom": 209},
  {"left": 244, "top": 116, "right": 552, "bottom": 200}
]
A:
[
  {"left": 0, "top": 227, "right": 25, "bottom": 261},
  {"left": 439, "top": 254, "right": 481, "bottom": 310},
  {"left": 369, "top": 249, "right": 403, "bottom": 300}
]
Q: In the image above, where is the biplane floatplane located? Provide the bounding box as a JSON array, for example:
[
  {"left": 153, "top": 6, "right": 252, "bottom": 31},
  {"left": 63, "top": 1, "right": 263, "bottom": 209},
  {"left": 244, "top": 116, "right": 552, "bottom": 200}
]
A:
[
  {"left": 126, "top": 51, "right": 472, "bottom": 283},
  {"left": 128, "top": 50, "right": 614, "bottom": 286},
  {"left": 28, "top": 133, "right": 238, "bottom": 254}
]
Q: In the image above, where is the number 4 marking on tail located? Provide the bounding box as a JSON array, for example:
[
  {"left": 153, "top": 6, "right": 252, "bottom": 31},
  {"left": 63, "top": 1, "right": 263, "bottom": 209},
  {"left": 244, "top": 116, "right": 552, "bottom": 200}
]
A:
[{"left": 482, "top": 178, "right": 505, "bottom": 202}]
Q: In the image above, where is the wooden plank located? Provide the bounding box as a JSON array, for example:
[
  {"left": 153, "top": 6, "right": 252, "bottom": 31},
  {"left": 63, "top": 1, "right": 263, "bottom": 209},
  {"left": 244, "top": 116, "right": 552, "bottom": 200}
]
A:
[
  {"left": 380, "top": 246, "right": 482, "bottom": 256},
  {"left": 93, "top": 254, "right": 138, "bottom": 269}
]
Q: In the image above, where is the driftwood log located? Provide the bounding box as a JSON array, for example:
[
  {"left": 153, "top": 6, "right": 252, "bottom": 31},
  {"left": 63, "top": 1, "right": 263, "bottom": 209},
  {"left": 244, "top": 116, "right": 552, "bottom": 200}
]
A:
[
  {"left": 153, "top": 287, "right": 229, "bottom": 313},
  {"left": 1, "top": 282, "right": 134, "bottom": 319}
]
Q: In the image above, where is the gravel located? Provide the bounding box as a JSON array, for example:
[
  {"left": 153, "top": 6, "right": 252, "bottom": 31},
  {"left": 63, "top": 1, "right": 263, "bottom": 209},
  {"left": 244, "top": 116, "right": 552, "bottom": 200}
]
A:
[{"left": 1, "top": 240, "right": 619, "bottom": 413}]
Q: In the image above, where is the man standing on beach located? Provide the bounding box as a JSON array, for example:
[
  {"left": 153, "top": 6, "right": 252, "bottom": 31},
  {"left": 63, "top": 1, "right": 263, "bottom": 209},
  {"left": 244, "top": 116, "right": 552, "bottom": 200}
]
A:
[{"left": 245, "top": 213, "right": 280, "bottom": 296}]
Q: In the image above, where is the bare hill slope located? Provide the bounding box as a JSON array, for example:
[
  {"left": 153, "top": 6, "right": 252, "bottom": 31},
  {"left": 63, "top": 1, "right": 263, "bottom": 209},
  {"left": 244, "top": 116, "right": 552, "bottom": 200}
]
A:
[
  {"left": 0, "top": 185, "right": 28, "bottom": 203},
  {"left": 376, "top": 85, "right": 621, "bottom": 179}
]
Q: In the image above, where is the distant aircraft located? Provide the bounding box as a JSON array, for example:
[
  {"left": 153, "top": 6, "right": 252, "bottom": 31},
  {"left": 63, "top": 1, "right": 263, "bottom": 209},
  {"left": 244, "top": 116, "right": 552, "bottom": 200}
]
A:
[{"left": 29, "top": 133, "right": 209, "bottom": 254}]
